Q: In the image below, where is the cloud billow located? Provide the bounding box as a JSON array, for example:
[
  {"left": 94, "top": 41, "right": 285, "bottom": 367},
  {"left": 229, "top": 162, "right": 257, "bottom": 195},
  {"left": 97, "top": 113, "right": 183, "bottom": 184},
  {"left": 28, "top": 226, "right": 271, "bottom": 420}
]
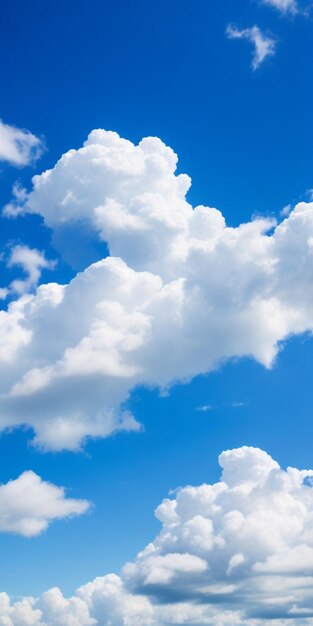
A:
[
  {"left": 2, "top": 447, "right": 313, "bottom": 624},
  {"left": 1, "top": 129, "right": 313, "bottom": 450}
]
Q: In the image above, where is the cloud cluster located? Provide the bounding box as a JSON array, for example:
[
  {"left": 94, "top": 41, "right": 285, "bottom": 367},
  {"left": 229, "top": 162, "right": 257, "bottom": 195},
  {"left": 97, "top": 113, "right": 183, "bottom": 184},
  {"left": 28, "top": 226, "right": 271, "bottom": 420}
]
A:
[
  {"left": 1, "top": 130, "right": 313, "bottom": 449},
  {"left": 0, "top": 471, "right": 90, "bottom": 536},
  {"left": 226, "top": 25, "right": 276, "bottom": 70},
  {"left": 0, "top": 120, "right": 43, "bottom": 167},
  {"left": 2, "top": 447, "right": 313, "bottom": 624}
]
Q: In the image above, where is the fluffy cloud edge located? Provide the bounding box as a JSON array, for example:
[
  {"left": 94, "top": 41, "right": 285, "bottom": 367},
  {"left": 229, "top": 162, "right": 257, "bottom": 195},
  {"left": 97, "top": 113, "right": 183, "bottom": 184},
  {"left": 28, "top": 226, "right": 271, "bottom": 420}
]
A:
[
  {"left": 2, "top": 447, "right": 313, "bottom": 624},
  {"left": 0, "top": 470, "right": 91, "bottom": 536},
  {"left": 0, "top": 120, "right": 44, "bottom": 167},
  {"left": 0, "top": 129, "right": 313, "bottom": 451}
]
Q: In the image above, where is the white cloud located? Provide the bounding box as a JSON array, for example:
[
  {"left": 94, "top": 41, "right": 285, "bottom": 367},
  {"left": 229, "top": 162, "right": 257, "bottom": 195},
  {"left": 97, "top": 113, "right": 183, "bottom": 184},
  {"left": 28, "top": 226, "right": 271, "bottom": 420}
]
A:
[
  {"left": 3, "top": 181, "right": 29, "bottom": 217},
  {"left": 125, "top": 445, "right": 313, "bottom": 621},
  {"left": 0, "top": 245, "right": 56, "bottom": 303},
  {"left": 6, "top": 245, "right": 56, "bottom": 295},
  {"left": 197, "top": 405, "right": 213, "bottom": 412},
  {"left": 3, "top": 447, "right": 313, "bottom": 624},
  {"left": 1, "top": 130, "right": 313, "bottom": 450},
  {"left": 226, "top": 25, "right": 276, "bottom": 70},
  {"left": 280, "top": 204, "right": 292, "bottom": 217},
  {"left": 0, "top": 120, "right": 44, "bottom": 167},
  {"left": 0, "top": 470, "right": 90, "bottom": 536},
  {"left": 0, "top": 288, "right": 9, "bottom": 300},
  {"left": 261, "top": 0, "right": 298, "bottom": 14}
]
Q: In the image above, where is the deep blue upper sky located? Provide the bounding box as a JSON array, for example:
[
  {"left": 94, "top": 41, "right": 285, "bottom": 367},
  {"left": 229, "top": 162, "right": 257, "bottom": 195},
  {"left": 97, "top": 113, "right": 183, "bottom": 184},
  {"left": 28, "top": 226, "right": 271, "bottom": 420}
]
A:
[{"left": 0, "top": 0, "right": 312, "bottom": 599}]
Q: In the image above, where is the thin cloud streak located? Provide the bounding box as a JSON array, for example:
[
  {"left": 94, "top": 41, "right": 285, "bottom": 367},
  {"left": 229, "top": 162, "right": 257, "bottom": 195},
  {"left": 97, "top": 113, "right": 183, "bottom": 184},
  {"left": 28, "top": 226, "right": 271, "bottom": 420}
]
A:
[
  {"left": 261, "top": 0, "right": 298, "bottom": 14},
  {"left": 226, "top": 25, "right": 276, "bottom": 70}
]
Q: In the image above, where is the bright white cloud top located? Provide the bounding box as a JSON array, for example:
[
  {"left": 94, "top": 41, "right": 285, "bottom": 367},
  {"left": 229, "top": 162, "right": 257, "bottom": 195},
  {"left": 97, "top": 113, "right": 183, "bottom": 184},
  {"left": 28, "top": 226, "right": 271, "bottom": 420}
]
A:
[
  {"left": 2, "top": 446, "right": 313, "bottom": 624},
  {"left": 226, "top": 25, "right": 276, "bottom": 70},
  {"left": 0, "top": 471, "right": 90, "bottom": 537},
  {"left": 1, "top": 130, "right": 313, "bottom": 450},
  {"left": 0, "top": 120, "right": 43, "bottom": 167}
]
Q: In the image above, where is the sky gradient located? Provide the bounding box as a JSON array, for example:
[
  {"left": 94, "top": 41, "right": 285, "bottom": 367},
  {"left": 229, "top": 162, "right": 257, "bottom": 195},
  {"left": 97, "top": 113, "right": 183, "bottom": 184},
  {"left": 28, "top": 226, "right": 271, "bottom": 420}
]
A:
[{"left": 0, "top": 1, "right": 313, "bottom": 625}]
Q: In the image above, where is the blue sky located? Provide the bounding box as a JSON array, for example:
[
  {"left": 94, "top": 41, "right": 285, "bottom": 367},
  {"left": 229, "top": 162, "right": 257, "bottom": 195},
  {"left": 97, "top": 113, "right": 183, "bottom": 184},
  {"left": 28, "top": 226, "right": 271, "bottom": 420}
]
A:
[{"left": 1, "top": 1, "right": 313, "bottom": 624}]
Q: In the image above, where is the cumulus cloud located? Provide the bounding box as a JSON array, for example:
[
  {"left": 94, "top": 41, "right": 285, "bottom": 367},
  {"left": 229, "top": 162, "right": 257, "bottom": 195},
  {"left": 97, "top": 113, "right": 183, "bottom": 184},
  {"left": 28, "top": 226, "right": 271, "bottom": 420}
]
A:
[
  {"left": 0, "top": 470, "right": 90, "bottom": 536},
  {"left": 226, "top": 25, "right": 276, "bottom": 70},
  {"left": 3, "top": 447, "right": 313, "bottom": 624},
  {"left": 1, "top": 130, "right": 313, "bottom": 450},
  {"left": 261, "top": 0, "right": 298, "bottom": 13},
  {"left": 0, "top": 120, "right": 43, "bottom": 167}
]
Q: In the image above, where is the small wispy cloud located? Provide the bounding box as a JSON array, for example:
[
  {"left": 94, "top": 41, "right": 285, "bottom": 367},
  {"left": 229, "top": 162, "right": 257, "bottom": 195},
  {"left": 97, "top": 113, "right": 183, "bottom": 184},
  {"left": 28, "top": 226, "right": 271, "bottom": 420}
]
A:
[
  {"left": 3, "top": 181, "right": 28, "bottom": 217},
  {"left": 261, "top": 0, "right": 298, "bottom": 14},
  {"left": 0, "top": 245, "right": 56, "bottom": 299},
  {"left": 280, "top": 204, "right": 293, "bottom": 217},
  {"left": 8, "top": 245, "right": 56, "bottom": 295},
  {"left": 231, "top": 400, "right": 249, "bottom": 408},
  {"left": 226, "top": 25, "right": 276, "bottom": 70},
  {"left": 197, "top": 404, "right": 213, "bottom": 412},
  {"left": 0, "top": 119, "right": 44, "bottom": 167},
  {"left": 0, "top": 288, "right": 9, "bottom": 300},
  {"left": 197, "top": 401, "right": 249, "bottom": 412}
]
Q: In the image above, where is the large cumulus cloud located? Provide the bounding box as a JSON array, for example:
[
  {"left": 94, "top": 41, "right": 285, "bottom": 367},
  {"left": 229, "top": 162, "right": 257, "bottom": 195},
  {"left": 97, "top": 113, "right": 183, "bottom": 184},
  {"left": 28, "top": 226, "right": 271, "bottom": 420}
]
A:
[
  {"left": 2, "top": 447, "right": 313, "bottom": 624},
  {"left": 1, "top": 130, "right": 313, "bottom": 449}
]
